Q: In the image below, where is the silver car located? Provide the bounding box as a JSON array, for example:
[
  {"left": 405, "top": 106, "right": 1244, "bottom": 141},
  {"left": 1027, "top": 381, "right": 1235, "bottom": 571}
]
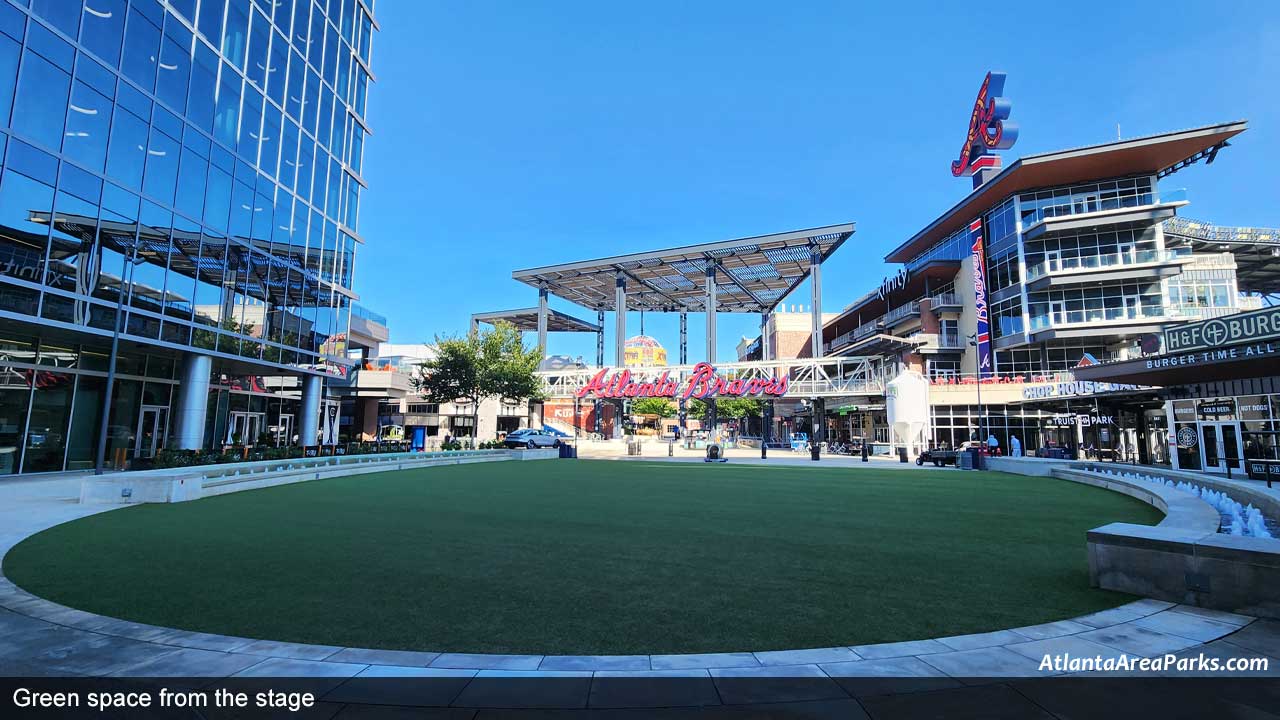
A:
[{"left": 503, "top": 428, "right": 561, "bottom": 449}]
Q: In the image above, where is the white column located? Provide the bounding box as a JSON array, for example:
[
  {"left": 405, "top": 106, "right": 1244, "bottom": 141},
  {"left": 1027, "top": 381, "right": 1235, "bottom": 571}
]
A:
[
  {"left": 614, "top": 274, "right": 626, "bottom": 366},
  {"left": 679, "top": 313, "right": 688, "bottom": 363},
  {"left": 595, "top": 309, "right": 605, "bottom": 367},
  {"left": 760, "top": 312, "right": 770, "bottom": 361},
  {"left": 705, "top": 264, "right": 717, "bottom": 362},
  {"left": 299, "top": 374, "right": 323, "bottom": 446},
  {"left": 173, "top": 353, "right": 212, "bottom": 449},
  {"left": 810, "top": 249, "right": 823, "bottom": 358},
  {"left": 536, "top": 287, "right": 549, "bottom": 357}
]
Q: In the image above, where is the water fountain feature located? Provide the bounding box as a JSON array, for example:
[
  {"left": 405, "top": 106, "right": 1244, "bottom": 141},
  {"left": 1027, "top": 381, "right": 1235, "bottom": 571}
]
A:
[{"left": 1085, "top": 467, "right": 1276, "bottom": 539}]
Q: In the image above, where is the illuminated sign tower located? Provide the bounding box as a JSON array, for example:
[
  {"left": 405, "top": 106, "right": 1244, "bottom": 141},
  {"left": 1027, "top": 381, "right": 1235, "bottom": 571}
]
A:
[{"left": 951, "top": 72, "right": 1019, "bottom": 189}]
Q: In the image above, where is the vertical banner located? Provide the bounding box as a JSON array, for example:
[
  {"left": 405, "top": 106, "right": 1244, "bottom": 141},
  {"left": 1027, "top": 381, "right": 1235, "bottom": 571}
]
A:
[
  {"left": 324, "top": 403, "right": 340, "bottom": 445},
  {"left": 969, "top": 218, "right": 994, "bottom": 379}
]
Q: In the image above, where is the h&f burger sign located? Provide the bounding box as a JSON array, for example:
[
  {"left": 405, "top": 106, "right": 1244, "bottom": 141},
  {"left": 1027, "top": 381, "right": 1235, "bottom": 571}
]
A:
[{"left": 1164, "top": 305, "right": 1280, "bottom": 353}]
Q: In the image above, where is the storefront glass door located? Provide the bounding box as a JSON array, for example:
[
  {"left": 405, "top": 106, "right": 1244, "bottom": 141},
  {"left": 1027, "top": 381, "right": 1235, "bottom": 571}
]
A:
[
  {"left": 135, "top": 406, "right": 168, "bottom": 459},
  {"left": 226, "top": 411, "right": 265, "bottom": 446},
  {"left": 1200, "top": 422, "right": 1243, "bottom": 473}
]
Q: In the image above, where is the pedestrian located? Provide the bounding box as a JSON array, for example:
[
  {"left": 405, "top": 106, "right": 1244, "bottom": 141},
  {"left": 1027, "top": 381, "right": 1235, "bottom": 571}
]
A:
[{"left": 1010, "top": 434, "right": 1022, "bottom": 458}]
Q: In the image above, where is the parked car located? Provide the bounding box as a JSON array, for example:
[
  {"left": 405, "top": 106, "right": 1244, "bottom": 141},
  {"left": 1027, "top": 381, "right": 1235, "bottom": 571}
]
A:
[{"left": 503, "top": 428, "right": 561, "bottom": 449}]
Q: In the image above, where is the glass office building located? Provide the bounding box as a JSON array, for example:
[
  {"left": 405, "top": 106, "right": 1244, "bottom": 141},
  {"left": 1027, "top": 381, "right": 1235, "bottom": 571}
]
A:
[
  {"left": 817, "top": 121, "right": 1280, "bottom": 469},
  {"left": 0, "top": 0, "right": 375, "bottom": 474}
]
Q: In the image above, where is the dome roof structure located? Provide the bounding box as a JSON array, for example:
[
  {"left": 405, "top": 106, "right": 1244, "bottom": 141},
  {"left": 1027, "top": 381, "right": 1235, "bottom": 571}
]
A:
[{"left": 623, "top": 335, "right": 668, "bottom": 368}]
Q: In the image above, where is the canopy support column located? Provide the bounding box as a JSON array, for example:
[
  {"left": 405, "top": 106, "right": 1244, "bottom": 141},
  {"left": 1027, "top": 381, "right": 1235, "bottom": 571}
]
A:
[
  {"left": 595, "top": 309, "right": 604, "bottom": 436},
  {"left": 760, "top": 312, "right": 770, "bottom": 361},
  {"left": 536, "top": 287, "right": 549, "bottom": 357},
  {"left": 678, "top": 312, "right": 688, "bottom": 437},
  {"left": 614, "top": 275, "right": 626, "bottom": 366},
  {"left": 614, "top": 275, "right": 626, "bottom": 439},
  {"left": 705, "top": 264, "right": 717, "bottom": 362},
  {"left": 810, "top": 248, "right": 823, "bottom": 359}
]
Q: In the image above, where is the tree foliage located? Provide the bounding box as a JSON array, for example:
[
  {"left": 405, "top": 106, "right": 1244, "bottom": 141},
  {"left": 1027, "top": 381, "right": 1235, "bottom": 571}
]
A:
[
  {"left": 687, "top": 397, "right": 763, "bottom": 420},
  {"left": 631, "top": 397, "right": 675, "bottom": 418},
  {"left": 412, "top": 322, "right": 544, "bottom": 429}
]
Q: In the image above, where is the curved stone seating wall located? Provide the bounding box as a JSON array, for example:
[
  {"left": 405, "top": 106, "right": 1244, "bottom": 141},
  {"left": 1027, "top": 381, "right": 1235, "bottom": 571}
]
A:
[
  {"left": 987, "top": 457, "right": 1280, "bottom": 620},
  {"left": 1074, "top": 462, "right": 1280, "bottom": 525},
  {"left": 78, "top": 448, "right": 559, "bottom": 505}
]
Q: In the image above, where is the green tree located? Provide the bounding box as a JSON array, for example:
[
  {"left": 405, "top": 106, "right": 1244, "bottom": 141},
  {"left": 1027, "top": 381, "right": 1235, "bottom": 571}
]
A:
[
  {"left": 686, "top": 397, "right": 762, "bottom": 428},
  {"left": 631, "top": 397, "right": 675, "bottom": 418},
  {"left": 717, "top": 397, "right": 763, "bottom": 419},
  {"left": 413, "top": 322, "right": 544, "bottom": 441}
]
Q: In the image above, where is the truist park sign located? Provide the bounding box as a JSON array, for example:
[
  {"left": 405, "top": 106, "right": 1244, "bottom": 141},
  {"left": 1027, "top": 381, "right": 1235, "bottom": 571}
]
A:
[{"left": 575, "top": 362, "right": 790, "bottom": 400}]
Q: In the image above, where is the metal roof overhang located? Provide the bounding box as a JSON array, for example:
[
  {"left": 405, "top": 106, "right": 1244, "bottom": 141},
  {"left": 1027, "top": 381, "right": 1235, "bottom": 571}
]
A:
[
  {"left": 1022, "top": 202, "right": 1185, "bottom": 242},
  {"left": 826, "top": 259, "right": 961, "bottom": 331},
  {"left": 1030, "top": 322, "right": 1169, "bottom": 343},
  {"left": 471, "top": 307, "right": 602, "bottom": 333},
  {"left": 831, "top": 334, "right": 920, "bottom": 357},
  {"left": 511, "top": 223, "right": 855, "bottom": 314},
  {"left": 885, "top": 121, "right": 1248, "bottom": 263},
  {"left": 1074, "top": 347, "right": 1280, "bottom": 387}
]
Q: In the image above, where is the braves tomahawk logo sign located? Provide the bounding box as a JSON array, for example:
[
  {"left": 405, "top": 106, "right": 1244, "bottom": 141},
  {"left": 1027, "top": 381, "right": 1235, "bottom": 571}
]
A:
[{"left": 951, "top": 72, "right": 1018, "bottom": 178}]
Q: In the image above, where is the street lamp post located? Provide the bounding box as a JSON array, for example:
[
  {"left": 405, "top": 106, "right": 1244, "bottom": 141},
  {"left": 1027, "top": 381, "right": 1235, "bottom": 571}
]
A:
[
  {"left": 968, "top": 333, "right": 984, "bottom": 447},
  {"left": 94, "top": 246, "right": 139, "bottom": 475}
]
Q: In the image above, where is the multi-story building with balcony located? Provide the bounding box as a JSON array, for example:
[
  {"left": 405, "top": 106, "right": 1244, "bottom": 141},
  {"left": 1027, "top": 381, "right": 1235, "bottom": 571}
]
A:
[
  {"left": 0, "top": 1, "right": 377, "bottom": 475},
  {"left": 818, "top": 120, "right": 1278, "bottom": 463}
]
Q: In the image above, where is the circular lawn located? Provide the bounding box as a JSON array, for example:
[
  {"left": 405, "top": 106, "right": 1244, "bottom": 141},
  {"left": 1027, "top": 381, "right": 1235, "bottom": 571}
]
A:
[{"left": 2, "top": 460, "right": 1162, "bottom": 654}]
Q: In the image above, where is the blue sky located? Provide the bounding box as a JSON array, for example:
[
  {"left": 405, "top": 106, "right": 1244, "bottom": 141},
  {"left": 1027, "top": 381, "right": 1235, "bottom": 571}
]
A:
[{"left": 356, "top": 1, "right": 1280, "bottom": 362}]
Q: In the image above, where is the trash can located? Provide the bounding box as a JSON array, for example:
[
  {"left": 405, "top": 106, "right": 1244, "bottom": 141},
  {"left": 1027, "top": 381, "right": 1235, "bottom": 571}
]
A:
[
  {"left": 897, "top": 447, "right": 908, "bottom": 463},
  {"left": 958, "top": 450, "right": 974, "bottom": 470},
  {"left": 627, "top": 440, "right": 641, "bottom": 456},
  {"left": 558, "top": 443, "right": 577, "bottom": 459},
  {"left": 966, "top": 447, "right": 983, "bottom": 470}
]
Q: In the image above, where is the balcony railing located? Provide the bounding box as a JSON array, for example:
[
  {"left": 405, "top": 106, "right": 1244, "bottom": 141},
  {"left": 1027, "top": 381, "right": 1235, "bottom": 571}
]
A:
[
  {"left": 351, "top": 304, "right": 388, "bottom": 326},
  {"left": 1022, "top": 187, "right": 1181, "bottom": 227},
  {"left": 826, "top": 317, "right": 886, "bottom": 353},
  {"left": 1029, "top": 306, "right": 1167, "bottom": 332},
  {"left": 883, "top": 302, "right": 919, "bottom": 324},
  {"left": 937, "top": 332, "right": 962, "bottom": 348},
  {"left": 1025, "top": 248, "right": 1181, "bottom": 282},
  {"left": 928, "top": 292, "right": 961, "bottom": 309},
  {"left": 928, "top": 370, "right": 1075, "bottom": 387}
]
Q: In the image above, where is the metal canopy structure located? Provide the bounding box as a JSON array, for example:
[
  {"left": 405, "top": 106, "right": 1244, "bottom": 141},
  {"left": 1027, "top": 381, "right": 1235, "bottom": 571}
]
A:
[
  {"left": 470, "top": 307, "right": 602, "bottom": 333},
  {"left": 1164, "top": 217, "right": 1280, "bottom": 295},
  {"left": 511, "top": 223, "right": 854, "bottom": 314}
]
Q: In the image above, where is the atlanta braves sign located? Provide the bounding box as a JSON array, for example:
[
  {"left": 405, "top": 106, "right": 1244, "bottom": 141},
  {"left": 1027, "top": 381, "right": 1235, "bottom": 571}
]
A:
[
  {"left": 576, "top": 363, "right": 789, "bottom": 400},
  {"left": 951, "top": 72, "right": 1018, "bottom": 178}
]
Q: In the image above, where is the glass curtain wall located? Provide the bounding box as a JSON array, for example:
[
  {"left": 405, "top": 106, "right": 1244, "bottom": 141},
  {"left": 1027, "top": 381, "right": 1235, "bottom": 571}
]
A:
[{"left": 0, "top": 1, "right": 375, "bottom": 473}]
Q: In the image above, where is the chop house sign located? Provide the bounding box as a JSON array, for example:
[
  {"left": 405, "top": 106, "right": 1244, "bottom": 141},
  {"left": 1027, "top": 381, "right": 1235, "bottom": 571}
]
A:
[{"left": 576, "top": 362, "right": 789, "bottom": 400}]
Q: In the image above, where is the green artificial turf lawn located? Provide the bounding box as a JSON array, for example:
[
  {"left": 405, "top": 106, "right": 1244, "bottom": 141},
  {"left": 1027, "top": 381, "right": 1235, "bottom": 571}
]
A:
[{"left": 3, "top": 461, "right": 1162, "bottom": 654}]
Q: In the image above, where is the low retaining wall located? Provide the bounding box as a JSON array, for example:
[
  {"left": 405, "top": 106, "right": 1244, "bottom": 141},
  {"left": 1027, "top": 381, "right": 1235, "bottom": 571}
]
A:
[
  {"left": 79, "top": 449, "right": 559, "bottom": 505},
  {"left": 988, "top": 457, "right": 1280, "bottom": 618}
]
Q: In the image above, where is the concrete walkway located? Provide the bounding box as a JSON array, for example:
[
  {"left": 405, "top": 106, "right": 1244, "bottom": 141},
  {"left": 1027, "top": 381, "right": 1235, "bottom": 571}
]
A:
[{"left": 2, "top": 472, "right": 1279, "bottom": 713}]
